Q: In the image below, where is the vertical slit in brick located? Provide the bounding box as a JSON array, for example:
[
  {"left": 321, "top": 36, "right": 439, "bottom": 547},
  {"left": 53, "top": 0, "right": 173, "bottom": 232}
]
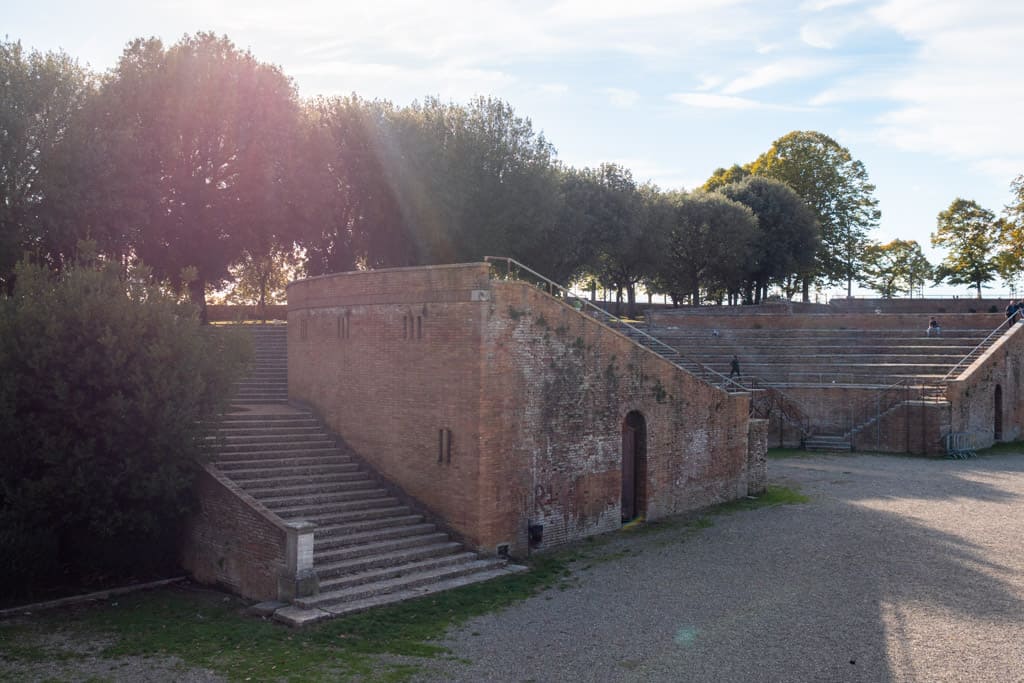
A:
[
  {"left": 438, "top": 428, "right": 451, "bottom": 465},
  {"left": 403, "top": 314, "right": 408, "bottom": 339},
  {"left": 417, "top": 315, "right": 423, "bottom": 339}
]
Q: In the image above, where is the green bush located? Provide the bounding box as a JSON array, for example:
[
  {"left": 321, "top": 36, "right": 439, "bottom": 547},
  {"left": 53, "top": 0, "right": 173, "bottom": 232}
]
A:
[{"left": 0, "top": 258, "right": 251, "bottom": 596}]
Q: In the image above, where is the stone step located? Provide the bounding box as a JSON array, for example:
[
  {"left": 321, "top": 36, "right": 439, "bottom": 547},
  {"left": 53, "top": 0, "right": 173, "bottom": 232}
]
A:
[
  {"left": 301, "top": 504, "right": 414, "bottom": 527},
  {"left": 315, "top": 523, "right": 440, "bottom": 551},
  {"left": 220, "top": 412, "right": 311, "bottom": 423},
  {"left": 216, "top": 461, "right": 358, "bottom": 479},
  {"left": 231, "top": 398, "right": 289, "bottom": 405},
  {"left": 258, "top": 483, "right": 382, "bottom": 509},
  {"left": 217, "top": 439, "right": 336, "bottom": 454},
  {"left": 213, "top": 446, "right": 345, "bottom": 462},
  {"left": 211, "top": 432, "right": 333, "bottom": 446},
  {"left": 216, "top": 418, "right": 319, "bottom": 430},
  {"left": 215, "top": 425, "right": 323, "bottom": 438},
  {"left": 273, "top": 492, "right": 393, "bottom": 518},
  {"left": 240, "top": 474, "right": 372, "bottom": 496},
  {"left": 279, "top": 566, "right": 526, "bottom": 624},
  {"left": 314, "top": 514, "right": 427, "bottom": 539},
  {"left": 297, "top": 558, "right": 508, "bottom": 609},
  {"left": 315, "top": 552, "right": 487, "bottom": 593},
  {"left": 315, "top": 541, "right": 464, "bottom": 579},
  {"left": 805, "top": 436, "right": 853, "bottom": 452},
  {"left": 235, "top": 471, "right": 368, "bottom": 491}
]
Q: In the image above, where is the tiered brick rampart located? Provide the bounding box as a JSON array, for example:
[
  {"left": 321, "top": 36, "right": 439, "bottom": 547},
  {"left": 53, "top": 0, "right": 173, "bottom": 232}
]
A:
[
  {"left": 288, "top": 264, "right": 757, "bottom": 556},
  {"left": 180, "top": 467, "right": 288, "bottom": 600}
]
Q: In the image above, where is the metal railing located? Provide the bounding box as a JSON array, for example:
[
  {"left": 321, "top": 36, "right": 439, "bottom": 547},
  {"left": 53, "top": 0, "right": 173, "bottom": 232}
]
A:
[
  {"left": 484, "top": 256, "right": 747, "bottom": 393},
  {"left": 941, "top": 316, "right": 1014, "bottom": 382}
]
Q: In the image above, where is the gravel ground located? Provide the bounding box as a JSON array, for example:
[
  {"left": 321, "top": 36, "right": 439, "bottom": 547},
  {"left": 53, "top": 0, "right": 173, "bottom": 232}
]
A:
[{"left": 415, "top": 452, "right": 1024, "bottom": 683}]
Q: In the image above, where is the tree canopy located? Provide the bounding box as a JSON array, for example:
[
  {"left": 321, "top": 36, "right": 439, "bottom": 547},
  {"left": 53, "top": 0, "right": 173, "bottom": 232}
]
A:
[
  {"left": 860, "top": 239, "right": 932, "bottom": 298},
  {"left": 931, "top": 198, "right": 1003, "bottom": 298},
  {"left": 717, "top": 176, "right": 820, "bottom": 303},
  {"left": 748, "top": 131, "right": 880, "bottom": 299}
]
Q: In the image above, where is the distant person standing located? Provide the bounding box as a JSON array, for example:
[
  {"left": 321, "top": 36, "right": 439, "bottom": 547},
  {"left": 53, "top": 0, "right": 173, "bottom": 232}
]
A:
[
  {"left": 927, "top": 317, "right": 942, "bottom": 337},
  {"left": 729, "top": 354, "right": 741, "bottom": 379},
  {"left": 1006, "top": 300, "right": 1018, "bottom": 325}
]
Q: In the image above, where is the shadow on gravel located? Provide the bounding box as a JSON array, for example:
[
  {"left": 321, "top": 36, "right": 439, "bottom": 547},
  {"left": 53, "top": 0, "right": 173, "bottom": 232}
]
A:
[{"left": 416, "top": 455, "right": 1024, "bottom": 683}]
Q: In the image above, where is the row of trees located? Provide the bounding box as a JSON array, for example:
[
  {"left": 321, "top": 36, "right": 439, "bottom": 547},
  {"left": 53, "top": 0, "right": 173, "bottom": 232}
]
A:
[
  {"left": 0, "top": 34, "right": 856, "bottom": 318},
  {"left": 4, "top": 33, "right": 1023, "bottom": 318}
]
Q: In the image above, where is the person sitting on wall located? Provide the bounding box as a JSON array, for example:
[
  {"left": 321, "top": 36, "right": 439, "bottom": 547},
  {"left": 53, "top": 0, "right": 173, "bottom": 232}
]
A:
[
  {"left": 1006, "top": 300, "right": 1018, "bottom": 325},
  {"left": 927, "top": 317, "right": 942, "bottom": 337}
]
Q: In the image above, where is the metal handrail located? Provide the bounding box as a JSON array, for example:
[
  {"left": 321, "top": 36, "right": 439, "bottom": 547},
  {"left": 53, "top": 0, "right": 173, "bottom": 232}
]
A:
[
  {"left": 941, "top": 316, "right": 1013, "bottom": 382},
  {"left": 483, "top": 256, "right": 747, "bottom": 393}
]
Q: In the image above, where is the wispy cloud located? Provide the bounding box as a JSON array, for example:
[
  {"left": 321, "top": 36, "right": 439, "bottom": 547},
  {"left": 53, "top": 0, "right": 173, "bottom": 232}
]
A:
[
  {"left": 720, "top": 57, "right": 846, "bottom": 94},
  {"left": 669, "top": 92, "right": 798, "bottom": 111},
  {"left": 600, "top": 87, "right": 640, "bottom": 108}
]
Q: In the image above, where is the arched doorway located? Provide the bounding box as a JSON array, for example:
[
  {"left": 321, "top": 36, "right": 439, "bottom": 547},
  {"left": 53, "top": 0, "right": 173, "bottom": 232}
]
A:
[
  {"left": 994, "top": 385, "right": 1003, "bottom": 441},
  {"left": 621, "top": 411, "right": 647, "bottom": 523}
]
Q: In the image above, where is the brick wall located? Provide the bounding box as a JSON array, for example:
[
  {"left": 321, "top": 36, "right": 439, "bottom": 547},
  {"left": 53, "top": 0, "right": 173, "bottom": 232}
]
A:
[
  {"left": 180, "top": 467, "right": 287, "bottom": 600},
  {"left": 288, "top": 264, "right": 492, "bottom": 546},
  {"left": 288, "top": 263, "right": 756, "bottom": 556},
  {"left": 947, "top": 323, "right": 1024, "bottom": 447},
  {"left": 479, "top": 282, "right": 751, "bottom": 553}
]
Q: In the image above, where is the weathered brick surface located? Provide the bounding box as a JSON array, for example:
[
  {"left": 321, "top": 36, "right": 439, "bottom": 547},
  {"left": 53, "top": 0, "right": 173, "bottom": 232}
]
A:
[
  {"left": 180, "top": 468, "right": 287, "bottom": 600},
  {"left": 288, "top": 264, "right": 754, "bottom": 556},
  {"left": 746, "top": 419, "right": 768, "bottom": 495},
  {"left": 948, "top": 323, "right": 1024, "bottom": 448},
  {"left": 288, "top": 264, "right": 491, "bottom": 546},
  {"left": 480, "top": 282, "right": 750, "bottom": 553}
]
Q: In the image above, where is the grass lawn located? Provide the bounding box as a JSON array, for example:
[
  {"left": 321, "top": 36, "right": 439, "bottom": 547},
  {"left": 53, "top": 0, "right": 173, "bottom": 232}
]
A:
[{"left": 0, "top": 485, "right": 808, "bottom": 682}]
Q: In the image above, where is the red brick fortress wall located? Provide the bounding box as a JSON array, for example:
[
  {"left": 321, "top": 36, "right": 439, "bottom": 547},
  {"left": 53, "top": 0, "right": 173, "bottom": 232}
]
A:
[
  {"left": 947, "top": 323, "right": 1024, "bottom": 447},
  {"left": 180, "top": 467, "right": 288, "bottom": 600},
  {"left": 480, "top": 282, "right": 752, "bottom": 553},
  {"left": 287, "top": 264, "right": 492, "bottom": 548},
  {"left": 288, "top": 263, "right": 758, "bottom": 556}
]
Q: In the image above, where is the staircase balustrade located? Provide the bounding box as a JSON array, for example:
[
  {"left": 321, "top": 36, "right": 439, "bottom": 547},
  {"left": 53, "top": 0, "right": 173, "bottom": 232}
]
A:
[{"left": 484, "top": 256, "right": 746, "bottom": 393}]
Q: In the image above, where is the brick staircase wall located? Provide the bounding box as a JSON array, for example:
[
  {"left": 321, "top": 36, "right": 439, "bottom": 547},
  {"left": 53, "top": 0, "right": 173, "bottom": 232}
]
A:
[
  {"left": 183, "top": 323, "right": 524, "bottom": 616},
  {"left": 288, "top": 264, "right": 761, "bottom": 557}
]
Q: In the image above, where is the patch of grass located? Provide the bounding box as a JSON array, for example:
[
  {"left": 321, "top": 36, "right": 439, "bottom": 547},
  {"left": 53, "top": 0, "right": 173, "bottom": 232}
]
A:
[
  {"left": 715, "top": 485, "right": 809, "bottom": 514},
  {"left": 0, "top": 554, "right": 572, "bottom": 682},
  {"left": 976, "top": 440, "right": 1024, "bottom": 456}
]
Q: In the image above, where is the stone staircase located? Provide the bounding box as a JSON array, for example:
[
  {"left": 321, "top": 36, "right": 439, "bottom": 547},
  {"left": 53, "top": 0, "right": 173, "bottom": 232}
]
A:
[{"left": 209, "top": 324, "right": 523, "bottom": 622}]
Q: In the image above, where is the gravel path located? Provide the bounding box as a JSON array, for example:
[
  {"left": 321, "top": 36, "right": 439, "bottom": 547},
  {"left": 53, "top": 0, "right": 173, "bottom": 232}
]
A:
[{"left": 416, "top": 452, "right": 1024, "bottom": 683}]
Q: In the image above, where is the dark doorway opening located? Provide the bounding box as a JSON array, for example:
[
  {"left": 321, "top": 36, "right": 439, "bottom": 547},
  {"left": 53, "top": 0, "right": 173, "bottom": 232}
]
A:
[
  {"left": 995, "top": 385, "right": 1003, "bottom": 441},
  {"left": 621, "top": 411, "right": 647, "bottom": 523}
]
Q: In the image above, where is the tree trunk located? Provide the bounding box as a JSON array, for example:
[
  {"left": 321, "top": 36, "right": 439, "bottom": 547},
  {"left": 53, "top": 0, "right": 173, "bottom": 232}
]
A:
[
  {"left": 626, "top": 283, "right": 637, "bottom": 319},
  {"left": 801, "top": 276, "right": 810, "bottom": 303},
  {"left": 189, "top": 278, "right": 208, "bottom": 324}
]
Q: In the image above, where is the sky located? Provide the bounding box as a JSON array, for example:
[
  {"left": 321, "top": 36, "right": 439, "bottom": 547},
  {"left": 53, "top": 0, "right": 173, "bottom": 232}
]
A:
[{"left": 6, "top": 0, "right": 1024, "bottom": 298}]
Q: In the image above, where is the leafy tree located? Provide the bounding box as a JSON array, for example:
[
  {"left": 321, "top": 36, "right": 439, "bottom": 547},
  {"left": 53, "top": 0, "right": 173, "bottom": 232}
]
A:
[
  {"left": 997, "top": 174, "right": 1024, "bottom": 289},
  {"left": 226, "top": 246, "right": 299, "bottom": 314},
  {"left": 931, "top": 198, "right": 1002, "bottom": 298},
  {"left": 718, "top": 176, "right": 820, "bottom": 303},
  {"left": 93, "top": 33, "right": 302, "bottom": 321},
  {"left": 0, "top": 253, "right": 250, "bottom": 593},
  {"left": 566, "top": 164, "right": 665, "bottom": 316},
  {"left": 658, "top": 191, "right": 759, "bottom": 305},
  {"left": 298, "top": 96, "right": 412, "bottom": 275},
  {"left": 748, "top": 131, "right": 880, "bottom": 299},
  {"left": 860, "top": 239, "right": 932, "bottom": 298},
  {"left": 0, "top": 40, "right": 93, "bottom": 289},
  {"left": 702, "top": 164, "right": 751, "bottom": 192}
]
